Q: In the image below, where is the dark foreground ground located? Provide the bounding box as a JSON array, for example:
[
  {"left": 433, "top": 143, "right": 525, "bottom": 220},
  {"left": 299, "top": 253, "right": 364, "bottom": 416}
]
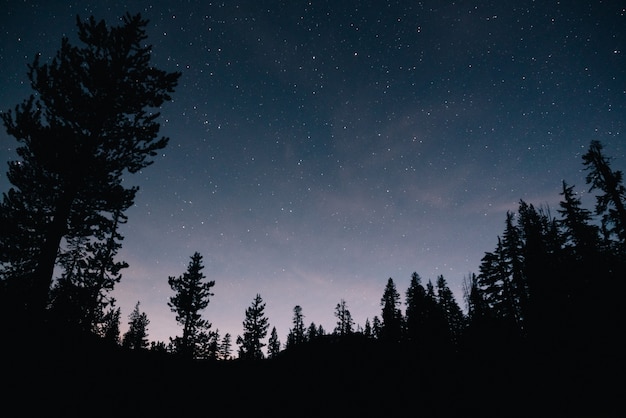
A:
[{"left": 4, "top": 333, "right": 621, "bottom": 417}]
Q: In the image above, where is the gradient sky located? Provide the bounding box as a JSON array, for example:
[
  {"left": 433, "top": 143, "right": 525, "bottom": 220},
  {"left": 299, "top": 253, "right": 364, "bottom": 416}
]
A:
[{"left": 1, "top": 1, "right": 624, "bottom": 348}]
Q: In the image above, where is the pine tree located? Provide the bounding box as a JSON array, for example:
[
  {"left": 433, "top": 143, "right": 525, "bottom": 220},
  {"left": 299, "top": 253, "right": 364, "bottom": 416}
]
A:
[
  {"left": 435, "top": 275, "right": 465, "bottom": 346},
  {"left": 220, "top": 333, "right": 232, "bottom": 360},
  {"left": 306, "top": 322, "right": 319, "bottom": 341},
  {"left": 405, "top": 272, "right": 427, "bottom": 344},
  {"left": 478, "top": 235, "right": 521, "bottom": 333},
  {"left": 286, "top": 305, "right": 306, "bottom": 348},
  {"left": 48, "top": 210, "right": 127, "bottom": 335},
  {"left": 168, "top": 252, "right": 215, "bottom": 359},
  {"left": 363, "top": 318, "right": 373, "bottom": 338},
  {"left": 582, "top": 140, "right": 626, "bottom": 247},
  {"left": 372, "top": 316, "right": 382, "bottom": 339},
  {"left": 380, "top": 278, "right": 403, "bottom": 343},
  {"left": 238, "top": 294, "right": 269, "bottom": 360},
  {"left": 122, "top": 301, "right": 150, "bottom": 350},
  {"left": 558, "top": 181, "right": 600, "bottom": 255},
  {"left": 100, "top": 306, "right": 121, "bottom": 344},
  {"left": 268, "top": 327, "right": 281, "bottom": 359},
  {"left": 333, "top": 299, "right": 354, "bottom": 336},
  {"left": 0, "top": 14, "right": 180, "bottom": 323}
]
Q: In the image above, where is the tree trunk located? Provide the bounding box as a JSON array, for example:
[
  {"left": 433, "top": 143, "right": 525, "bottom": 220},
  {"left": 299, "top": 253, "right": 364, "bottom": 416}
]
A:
[{"left": 30, "top": 192, "right": 73, "bottom": 321}]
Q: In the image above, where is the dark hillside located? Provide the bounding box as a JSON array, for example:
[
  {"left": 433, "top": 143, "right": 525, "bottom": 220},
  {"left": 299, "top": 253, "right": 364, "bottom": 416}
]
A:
[{"left": 5, "top": 331, "right": 619, "bottom": 417}]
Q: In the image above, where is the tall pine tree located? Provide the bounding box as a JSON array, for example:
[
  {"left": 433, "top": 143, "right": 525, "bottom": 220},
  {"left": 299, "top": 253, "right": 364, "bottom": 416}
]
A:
[
  {"left": 238, "top": 294, "right": 269, "bottom": 360},
  {"left": 0, "top": 13, "right": 180, "bottom": 324},
  {"left": 380, "top": 278, "right": 403, "bottom": 343},
  {"left": 168, "top": 252, "right": 214, "bottom": 359}
]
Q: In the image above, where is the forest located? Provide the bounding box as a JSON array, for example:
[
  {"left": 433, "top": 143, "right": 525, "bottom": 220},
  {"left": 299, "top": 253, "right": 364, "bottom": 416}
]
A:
[{"left": 1, "top": 13, "right": 623, "bottom": 417}]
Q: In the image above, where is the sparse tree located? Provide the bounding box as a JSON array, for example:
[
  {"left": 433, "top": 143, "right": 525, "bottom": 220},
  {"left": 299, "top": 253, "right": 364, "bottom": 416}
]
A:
[
  {"left": 168, "top": 252, "right": 215, "bottom": 359},
  {"left": 122, "top": 301, "right": 150, "bottom": 350},
  {"left": 220, "top": 333, "right": 232, "bottom": 360},
  {"left": 333, "top": 299, "right": 354, "bottom": 336}
]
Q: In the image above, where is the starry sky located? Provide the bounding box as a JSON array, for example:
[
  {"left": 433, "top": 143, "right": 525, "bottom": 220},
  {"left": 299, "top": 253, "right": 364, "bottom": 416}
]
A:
[{"left": 1, "top": 1, "right": 624, "bottom": 348}]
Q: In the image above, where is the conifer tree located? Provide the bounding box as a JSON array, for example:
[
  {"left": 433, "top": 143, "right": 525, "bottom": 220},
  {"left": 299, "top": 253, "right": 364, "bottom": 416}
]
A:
[
  {"left": 306, "top": 322, "right": 319, "bottom": 341},
  {"left": 268, "top": 327, "right": 281, "bottom": 359},
  {"left": 286, "top": 305, "right": 306, "bottom": 348},
  {"left": 220, "top": 333, "right": 232, "bottom": 360},
  {"left": 363, "top": 318, "right": 373, "bottom": 338},
  {"left": 380, "top": 278, "right": 403, "bottom": 343},
  {"left": 582, "top": 140, "right": 626, "bottom": 247},
  {"left": 101, "top": 306, "right": 121, "bottom": 344},
  {"left": 405, "top": 272, "right": 427, "bottom": 344},
  {"left": 122, "top": 301, "right": 150, "bottom": 350},
  {"left": 238, "top": 294, "right": 269, "bottom": 360},
  {"left": 372, "top": 316, "right": 382, "bottom": 339},
  {"left": 435, "top": 275, "right": 465, "bottom": 346},
  {"left": 168, "top": 252, "right": 214, "bottom": 359},
  {"left": 558, "top": 181, "right": 600, "bottom": 255},
  {"left": 0, "top": 14, "right": 180, "bottom": 322},
  {"left": 333, "top": 299, "right": 354, "bottom": 336}
]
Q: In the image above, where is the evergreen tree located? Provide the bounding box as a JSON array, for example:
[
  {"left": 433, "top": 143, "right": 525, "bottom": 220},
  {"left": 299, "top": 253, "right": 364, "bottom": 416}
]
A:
[
  {"left": 405, "top": 272, "right": 427, "bottom": 344},
  {"left": 558, "top": 181, "right": 600, "bottom": 255},
  {"left": 478, "top": 235, "right": 521, "bottom": 333},
  {"left": 100, "top": 306, "right": 121, "bottom": 344},
  {"left": 462, "top": 273, "right": 491, "bottom": 328},
  {"left": 202, "top": 330, "right": 220, "bottom": 360},
  {"left": 380, "top": 278, "right": 403, "bottom": 343},
  {"left": 372, "top": 316, "right": 382, "bottom": 339},
  {"left": 238, "top": 294, "right": 269, "bottom": 360},
  {"left": 0, "top": 14, "right": 180, "bottom": 323},
  {"left": 306, "top": 322, "right": 319, "bottom": 341},
  {"left": 268, "top": 327, "right": 281, "bottom": 359},
  {"left": 122, "top": 301, "right": 149, "bottom": 350},
  {"left": 286, "top": 305, "right": 306, "bottom": 348},
  {"left": 435, "top": 275, "right": 465, "bottom": 346},
  {"left": 333, "top": 299, "right": 354, "bottom": 336},
  {"left": 363, "top": 318, "right": 373, "bottom": 338},
  {"left": 582, "top": 140, "right": 626, "bottom": 247},
  {"left": 168, "top": 252, "right": 215, "bottom": 359},
  {"left": 48, "top": 210, "right": 127, "bottom": 335},
  {"left": 220, "top": 333, "right": 232, "bottom": 360}
]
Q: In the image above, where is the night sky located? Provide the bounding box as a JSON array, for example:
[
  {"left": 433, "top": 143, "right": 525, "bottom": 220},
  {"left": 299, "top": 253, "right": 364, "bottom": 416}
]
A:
[{"left": 1, "top": 1, "right": 624, "bottom": 348}]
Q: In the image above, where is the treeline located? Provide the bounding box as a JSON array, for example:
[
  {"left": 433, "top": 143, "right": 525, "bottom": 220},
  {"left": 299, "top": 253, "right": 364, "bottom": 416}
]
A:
[{"left": 0, "top": 13, "right": 623, "bottom": 415}]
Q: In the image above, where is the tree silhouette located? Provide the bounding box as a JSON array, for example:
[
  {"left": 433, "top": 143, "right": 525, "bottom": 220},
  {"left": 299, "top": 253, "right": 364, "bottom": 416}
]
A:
[
  {"left": 122, "top": 301, "right": 149, "bottom": 350},
  {"left": 168, "top": 252, "right": 214, "bottom": 359},
  {"left": 405, "top": 272, "right": 427, "bottom": 345},
  {"left": 435, "top": 275, "right": 465, "bottom": 346},
  {"left": 380, "top": 278, "right": 403, "bottom": 343},
  {"left": 286, "top": 305, "right": 306, "bottom": 348},
  {"left": 558, "top": 181, "right": 600, "bottom": 255},
  {"left": 220, "top": 333, "right": 233, "bottom": 360},
  {"left": 100, "top": 306, "right": 121, "bottom": 344},
  {"left": 582, "top": 140, "right": 626, "bottom": 247},
  {"left": 0, "top": 13, "right": 180, "bottom": 324},
  {"left": 48, "top": 210, "right": 127, "bottom": 335},
  {"left": 268, "top": 327, "right": 281, "bottom": 359},
  {"left": 238, "top": 294, "right": 269, "bottom": 360},
  {"left": 333, "top": 299, "right": 354, "bottom": 336}
]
